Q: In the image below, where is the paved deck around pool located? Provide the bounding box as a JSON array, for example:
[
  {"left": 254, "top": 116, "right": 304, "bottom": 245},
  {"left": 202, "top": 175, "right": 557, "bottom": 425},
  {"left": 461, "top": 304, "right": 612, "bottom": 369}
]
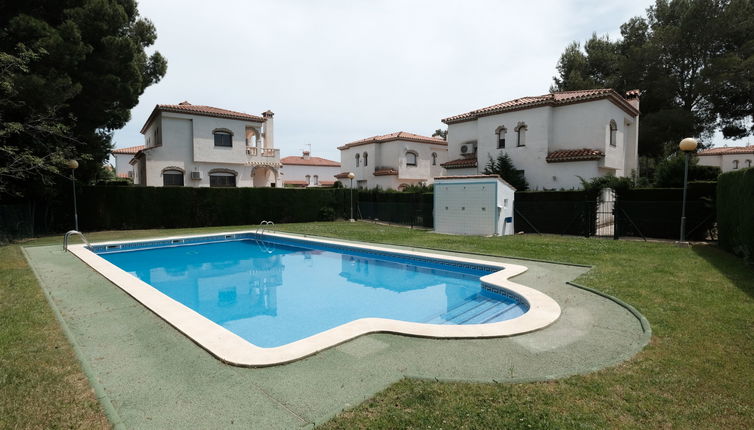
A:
[{"left": 24, "top": 241, "right": 650, "bottom": 429}]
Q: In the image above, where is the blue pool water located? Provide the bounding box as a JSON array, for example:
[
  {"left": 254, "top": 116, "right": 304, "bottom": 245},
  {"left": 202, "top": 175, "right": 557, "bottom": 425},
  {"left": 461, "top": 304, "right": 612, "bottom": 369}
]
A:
[{"left": 98, "top": 238, "right": 528, "bottom": 348}]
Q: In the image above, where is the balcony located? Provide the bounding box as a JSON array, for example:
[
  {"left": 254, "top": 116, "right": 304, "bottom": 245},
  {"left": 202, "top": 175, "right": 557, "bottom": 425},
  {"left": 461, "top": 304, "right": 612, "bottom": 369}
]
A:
[{"left": 246, "top": 147, "right": 279, "bottom": 157}]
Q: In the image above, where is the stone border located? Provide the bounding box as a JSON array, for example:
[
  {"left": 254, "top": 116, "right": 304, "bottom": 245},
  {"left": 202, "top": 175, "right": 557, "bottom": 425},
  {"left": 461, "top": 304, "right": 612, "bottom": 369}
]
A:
[{"left": 68, "top": 230, "right": 561, "bottom": 367}]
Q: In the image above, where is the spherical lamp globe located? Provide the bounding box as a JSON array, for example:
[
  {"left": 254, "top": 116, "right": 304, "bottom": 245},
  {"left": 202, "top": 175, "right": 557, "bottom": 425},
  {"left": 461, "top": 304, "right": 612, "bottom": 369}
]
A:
[{"left": 679, "top": 137, "right": 698, "bottom": 152}]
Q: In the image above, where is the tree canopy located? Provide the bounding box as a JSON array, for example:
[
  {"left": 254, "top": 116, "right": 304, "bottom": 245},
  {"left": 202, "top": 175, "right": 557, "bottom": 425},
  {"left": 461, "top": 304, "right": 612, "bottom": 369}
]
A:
[
  {"left": 482, "top": 153, "right": 529, "bottom": 191},
  {"left": 0, "top": 0, "right": 166, "bottom": 196},
  {"left": 552, "top": 0, "right": 754, "bottom": 158}
]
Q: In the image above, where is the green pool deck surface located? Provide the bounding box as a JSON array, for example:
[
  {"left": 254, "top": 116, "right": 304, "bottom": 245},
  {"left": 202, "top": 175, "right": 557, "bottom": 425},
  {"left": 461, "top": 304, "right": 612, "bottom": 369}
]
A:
[{"left": 23, "top": 238, "right": 650, "bottom": 429}]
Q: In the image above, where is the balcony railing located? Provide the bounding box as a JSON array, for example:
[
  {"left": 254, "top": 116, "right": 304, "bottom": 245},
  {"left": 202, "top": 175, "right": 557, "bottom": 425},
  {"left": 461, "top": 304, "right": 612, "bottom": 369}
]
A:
[{"left": 246, "top": 147, "right": 279, "bottom": 157}]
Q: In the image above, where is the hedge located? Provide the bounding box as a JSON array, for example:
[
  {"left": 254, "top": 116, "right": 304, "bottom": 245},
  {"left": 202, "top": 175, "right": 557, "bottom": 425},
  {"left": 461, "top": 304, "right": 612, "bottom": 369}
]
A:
[
  {"left": 5, "top": 186, "right": 349, "bottom": 234},
  {"left": 357, "top": 191, "right": 433, "bottom": 228},
  {"left": 717, "top": 168, "right": 754, "bottom": 263}
]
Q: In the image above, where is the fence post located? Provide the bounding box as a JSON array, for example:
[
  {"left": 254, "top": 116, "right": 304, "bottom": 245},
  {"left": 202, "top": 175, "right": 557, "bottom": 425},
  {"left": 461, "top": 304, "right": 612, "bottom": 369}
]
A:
[{"left": 613, "top": 197, "right": 620, "bottom": 240}]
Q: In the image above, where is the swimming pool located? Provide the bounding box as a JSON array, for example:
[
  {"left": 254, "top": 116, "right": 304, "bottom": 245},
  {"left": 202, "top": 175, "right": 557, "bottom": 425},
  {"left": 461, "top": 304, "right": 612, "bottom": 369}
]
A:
[{"left": 69, "top": 231, "right": 561, "bottom": 366}]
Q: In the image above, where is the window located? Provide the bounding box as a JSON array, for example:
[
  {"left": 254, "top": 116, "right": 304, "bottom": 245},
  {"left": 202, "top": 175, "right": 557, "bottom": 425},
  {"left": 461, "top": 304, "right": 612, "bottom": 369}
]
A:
[
  {"left": 733, "top": 160, "right": 739, "bottom": 169},
  {"left": 363, "top": 152, "right": 368, "bottom": 167},
  {"left": 432, "top": 152, "right": 438, "bottom": 166},
  {"left": 209, "top": 172, "right": 236, "bottom": 187},
  {"left": 162, "top": 169, "right": 184, "bottom": 186},
  {"left": 406, "top": 151, "right": 418, "bottom": 166},
  {"left": 355, "top": 153, "right": 360, "bottom": 167},
  {"left": 609, "top": 120, "right": 617, "bottom": 146},
  {"left": 496, "top": 126, "right": 507, "bottom": 149},
  {"left": 305, "top": 175, "right": 311, "bottom": 185},
  {"left": 154, "top": 127, "right": 162, "bottom": 146},
  {"left": 313, "top": 175, "right": 319, "bottom": 185},
  {"left": 515, "top": 122, "right": 527, "bottom": 147},
  {"left": 357, "top": 180, "right": 367, "bottom": 189},
  {"left": 746, "top": 160, "right": 752, "bottom": 168},
  {"left": 213, "top": 130, "right": 232, "bottom": 147}
]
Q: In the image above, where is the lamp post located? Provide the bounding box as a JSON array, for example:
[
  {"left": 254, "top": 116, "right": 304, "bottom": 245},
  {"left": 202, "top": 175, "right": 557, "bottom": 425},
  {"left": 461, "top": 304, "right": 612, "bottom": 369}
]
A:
[
  {"left": 347, "top": 172, "right": 356, "bottom": 222},
  {"left": 678, "top": 137, "right": 698, "bottom": 245},
  {"left": 67, "top": 159, "right": 80, "bottom": 231}
]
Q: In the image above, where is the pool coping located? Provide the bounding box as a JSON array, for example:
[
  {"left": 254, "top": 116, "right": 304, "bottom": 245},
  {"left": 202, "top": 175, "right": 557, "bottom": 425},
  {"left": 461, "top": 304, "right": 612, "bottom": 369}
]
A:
[{"left": 68, "top": 230, "right": 562, "bottom": 367}]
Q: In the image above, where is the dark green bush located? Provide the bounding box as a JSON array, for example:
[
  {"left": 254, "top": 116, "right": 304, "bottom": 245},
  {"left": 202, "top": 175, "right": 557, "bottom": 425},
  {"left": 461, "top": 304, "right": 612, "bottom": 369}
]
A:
[
  {"left": 717, "top": 168, "right": 754, "bottom": 263},
  {"left": 70, "top": 186, "right": 349, "bottom": 231}
]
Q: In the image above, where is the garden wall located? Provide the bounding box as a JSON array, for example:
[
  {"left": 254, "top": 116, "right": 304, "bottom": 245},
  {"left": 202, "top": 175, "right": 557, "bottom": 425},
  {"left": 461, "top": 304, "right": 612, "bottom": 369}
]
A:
[{"left": 717, "top": 168, "right": 754, "bottom": 263}]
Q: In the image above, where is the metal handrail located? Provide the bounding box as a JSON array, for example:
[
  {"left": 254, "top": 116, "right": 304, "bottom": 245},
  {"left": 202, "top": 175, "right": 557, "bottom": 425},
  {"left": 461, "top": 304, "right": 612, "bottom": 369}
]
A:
[
  {"left": 63, "top": 230, "right": 91, "bottom": 252},
  {"left": 255, "top": 221, "right": 275, "bottom": 253}
]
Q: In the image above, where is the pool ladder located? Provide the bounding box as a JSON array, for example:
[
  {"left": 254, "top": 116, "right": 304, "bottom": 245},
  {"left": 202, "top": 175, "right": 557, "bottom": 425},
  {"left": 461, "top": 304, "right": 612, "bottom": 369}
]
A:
[
  {"left": 63, "top": 230, "right": 91, "bottom": 252},
  {"left": 255, "top": 221, "right": 275, "bottom": 253}
]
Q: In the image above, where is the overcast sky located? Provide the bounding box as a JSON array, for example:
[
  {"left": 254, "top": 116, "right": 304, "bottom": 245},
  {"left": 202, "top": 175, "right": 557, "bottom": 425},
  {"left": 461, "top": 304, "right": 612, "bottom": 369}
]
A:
[{"left": 114, "top": 0, "right": 668, "bottom": 161}]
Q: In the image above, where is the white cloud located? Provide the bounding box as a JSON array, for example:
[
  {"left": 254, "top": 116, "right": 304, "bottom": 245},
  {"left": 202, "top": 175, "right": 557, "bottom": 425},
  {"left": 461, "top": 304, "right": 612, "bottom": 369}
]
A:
[{"left": 114, "top": 0, "right": 657, "bottom": 160}]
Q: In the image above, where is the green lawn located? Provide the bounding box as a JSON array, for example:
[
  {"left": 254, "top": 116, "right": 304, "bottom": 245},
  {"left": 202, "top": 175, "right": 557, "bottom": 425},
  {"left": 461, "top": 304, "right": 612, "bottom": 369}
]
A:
[{"left": 2, "top": 222, "right": 753, "bottom": 429}]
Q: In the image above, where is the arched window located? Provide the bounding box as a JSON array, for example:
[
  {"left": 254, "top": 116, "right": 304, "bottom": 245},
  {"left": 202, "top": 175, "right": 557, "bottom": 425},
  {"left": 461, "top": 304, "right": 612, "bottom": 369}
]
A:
[
  {"left": 363, "top": 152, "right": 368, "bottom": 167},
  {"left": 432, "top": 152, "right": 438, "bottom": 166},
  {"left": 406, "top": 151, "right": 418, "bottom": 166},
  {"left": 313, "top": 175, "right": 319, "bottom": 185},
  {"left": 609, "top": 120, "right": 618, "bottom": 146},
  {"left": 209, "top": 169, "right": 237, "bottom": 187},
  {"left": 213, "top": 129, "right": 233, "bottom": 147},
  {"left": 496, "top": 126, "right": 507, "bottom": 149},
  {"left": 733, "top": 160, "right": 739, "bottom": 169},
  {"left": 746, "top": 160, "right": 752, "bottom": 168},
  {"left": 305, "top": 174, "right": 311, "bottom": 184},
  {"left": 514, "top": 122, "right": 527, "bottom": 147},
  {"left": 162, "top": 169, "right": 184, "bottom": 186},
  {"left": 355, "top": 153, "right": 360, "bottom": 167}
]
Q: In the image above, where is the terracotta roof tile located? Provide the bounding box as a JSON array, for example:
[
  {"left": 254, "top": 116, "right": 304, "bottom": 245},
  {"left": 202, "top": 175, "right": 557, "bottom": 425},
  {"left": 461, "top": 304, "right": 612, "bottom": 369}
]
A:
[
  {"left": 546, "top": 148, "right": 605, "bottom": 163},
  {"left": 334, "top": 172, "right": 352, "bottom": 179},
  {"left": 280, "top": 156, "right": 340, "bottom": 167},
  {"left": 112, "top": 145, "right": 144, "bottom": 154},
  {"left": 284, "top": 180, "right": 309, "bottom": 186},
  {"left": 442, "top": 89, "right": 639, "bottom": 124},
  {"left": 440, "top": 158, "right": 478, "bottom": 169},
  {"left": 373, "top": 168, "right": 399, "bottom": 176},
  {"left": 338, "top": 131, "right": 447, "bottom": 150},
  {"left": 141, "top": 102, "right": 267, "bottom": 133},
  {"left": 697, "top": 145, "right": 754, "bottom": 156},
  {"left": 116, "top": 173, "right": 130, "bottom": 178},
  {"left": 319, "top": 180, "right": 335, "bottom": 186}
]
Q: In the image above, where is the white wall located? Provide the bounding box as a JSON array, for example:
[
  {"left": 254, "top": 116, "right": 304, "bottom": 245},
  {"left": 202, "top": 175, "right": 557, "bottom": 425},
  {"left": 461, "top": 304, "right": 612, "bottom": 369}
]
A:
[
  {"left": 137, "top": 112, "right": 280, "bottom": 187},
  {"left": 339, "top": 140, "right": 448, "bottom": 190},
  {"left": 434, "top": 177, "right": 515, "bottom": 236},
  {"left": 281, "top": 164, "right": 341, "bottom": 185},
  {"left": 445, "top": 98, "right": 639, "bottom": 190},
  {"left": 698, "top": 153, "right": 754, "bottom": 172},
  {"left": 113, "top": 153, "right": 134, "bottom": 177}
]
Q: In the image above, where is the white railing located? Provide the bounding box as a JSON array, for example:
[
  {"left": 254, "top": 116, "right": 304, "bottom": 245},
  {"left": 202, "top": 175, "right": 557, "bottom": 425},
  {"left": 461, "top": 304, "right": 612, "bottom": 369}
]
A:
[{"left": 246, "top": 147, "right": 280, "bottom": 157}]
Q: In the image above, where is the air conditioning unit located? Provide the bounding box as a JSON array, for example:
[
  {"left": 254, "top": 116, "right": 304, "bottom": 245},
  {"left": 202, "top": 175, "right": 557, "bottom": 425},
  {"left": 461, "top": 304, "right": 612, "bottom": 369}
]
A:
[
  {"left": 191, "top": 171, "right": 202, "bottom": 180},
  {"left": 127, "top": 171, "right": 133, "bottom": 178},
  {"left": 460, "top": 143, "right": 477, "bottom": 154}
]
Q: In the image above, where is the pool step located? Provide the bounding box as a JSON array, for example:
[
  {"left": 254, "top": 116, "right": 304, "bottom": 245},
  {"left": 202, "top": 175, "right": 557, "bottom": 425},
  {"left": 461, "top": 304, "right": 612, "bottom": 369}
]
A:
[
  {"left": 423, "top": 298, "right": 493, "bottom": 324},
  {"left": 424, "top": 296, "right": 521, "bottom": 325}
]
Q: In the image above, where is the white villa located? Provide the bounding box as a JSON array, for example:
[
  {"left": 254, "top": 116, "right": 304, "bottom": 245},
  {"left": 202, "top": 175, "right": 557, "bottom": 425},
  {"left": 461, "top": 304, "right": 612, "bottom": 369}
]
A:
[
  {"left": 280, "top": 151, "right": 340, "bottom": 187},
  {"left": 696, "top": 145, "right": 754, "bottom": 172},
  {"left": 335, "top": 132, "right": 448, "bottom": 190},
  {"left": 129, "top": 102, "right": 281, "bottom": 187},
  {"left": 440, "top": 89, "right": 640, "bottom": 190},
  {"left": 112, "top": 145, "right": 143, "bottom": 179}
]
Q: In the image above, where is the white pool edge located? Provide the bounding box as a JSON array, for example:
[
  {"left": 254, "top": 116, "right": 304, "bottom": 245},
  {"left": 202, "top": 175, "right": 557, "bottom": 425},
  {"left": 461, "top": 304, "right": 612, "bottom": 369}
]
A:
[{"left": 68, "top": 230, "right": 561, "bottom": 367}]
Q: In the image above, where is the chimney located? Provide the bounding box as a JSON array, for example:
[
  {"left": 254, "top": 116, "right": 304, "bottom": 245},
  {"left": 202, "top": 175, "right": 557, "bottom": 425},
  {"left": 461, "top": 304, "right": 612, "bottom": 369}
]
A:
[
  {"left": 302, "top": 150, "right": 310, "bottom": 160},
  {"left": 262, "top": 110, "right": 274, "bottom": 149},
  {"left": 178, "top": 101, "right": 191, "bottom": 105},
  {"left": 624, "top": 89, "right": 640, "bottom": 111}
]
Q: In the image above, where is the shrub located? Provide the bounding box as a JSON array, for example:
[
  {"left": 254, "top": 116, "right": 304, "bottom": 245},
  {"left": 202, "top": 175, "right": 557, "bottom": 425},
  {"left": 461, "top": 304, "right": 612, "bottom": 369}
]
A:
[{"left": 717, "top": 168, "right": 754, "bottom": 263}]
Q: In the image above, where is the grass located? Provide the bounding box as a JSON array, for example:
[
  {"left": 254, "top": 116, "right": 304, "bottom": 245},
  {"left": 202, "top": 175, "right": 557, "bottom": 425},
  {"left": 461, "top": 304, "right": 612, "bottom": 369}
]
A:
[{"left": 2, "top": 221, "right": 753, "bottom": 429}]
